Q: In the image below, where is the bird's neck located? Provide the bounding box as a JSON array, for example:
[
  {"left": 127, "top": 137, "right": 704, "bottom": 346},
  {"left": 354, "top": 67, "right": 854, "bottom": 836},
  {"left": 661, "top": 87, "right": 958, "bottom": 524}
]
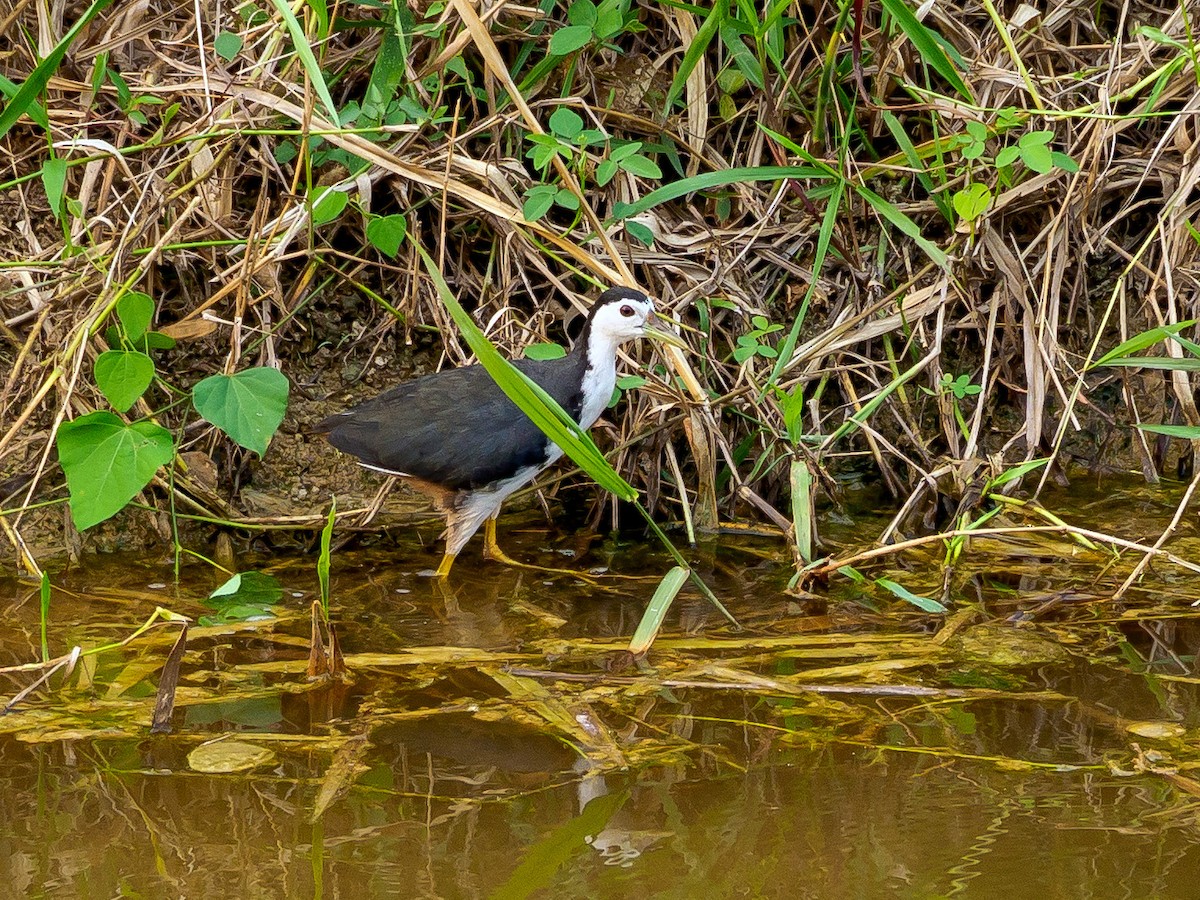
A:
[{"left": 574, "top": 323, "right": 621, "bottom": 429}]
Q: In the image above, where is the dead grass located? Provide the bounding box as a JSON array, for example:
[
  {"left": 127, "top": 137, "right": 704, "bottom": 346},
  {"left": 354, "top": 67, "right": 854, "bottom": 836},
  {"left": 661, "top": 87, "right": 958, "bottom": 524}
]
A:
[{"left": 1, "top": 0, "right": 1199, "bottom": 568}]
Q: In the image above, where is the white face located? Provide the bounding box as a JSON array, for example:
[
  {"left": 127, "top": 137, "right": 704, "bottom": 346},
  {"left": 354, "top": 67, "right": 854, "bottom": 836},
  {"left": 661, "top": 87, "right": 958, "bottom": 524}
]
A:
[{"left": 590, "top": 295, "right": 655, "bottom": 345}]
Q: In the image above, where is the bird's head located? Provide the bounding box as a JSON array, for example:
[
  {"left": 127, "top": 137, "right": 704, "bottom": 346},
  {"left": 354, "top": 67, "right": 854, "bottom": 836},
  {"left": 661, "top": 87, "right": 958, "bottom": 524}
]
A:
[{"left": 588, "top": 286, "right": 686, "bottom": 348}]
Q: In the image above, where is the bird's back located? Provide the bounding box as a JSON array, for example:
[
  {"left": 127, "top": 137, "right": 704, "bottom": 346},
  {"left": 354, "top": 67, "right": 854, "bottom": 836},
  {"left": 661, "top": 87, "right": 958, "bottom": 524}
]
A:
[{"left": 313, "top": 354, "right": 588, "bottom": 491}]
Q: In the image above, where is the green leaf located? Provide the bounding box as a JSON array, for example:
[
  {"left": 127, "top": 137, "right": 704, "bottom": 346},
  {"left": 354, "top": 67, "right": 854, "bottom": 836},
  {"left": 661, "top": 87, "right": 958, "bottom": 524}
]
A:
[
  {"left": 594, "top": 1, "right": 624, "bottom": 38},
  {"left": 1018, "top": 129, "right": 1054, "bottom": 148},
  {"left": 566, "top": 0, "right": 597, "bottom": 27},
  {"left": 994, "top": 145, "right": 1021, "bottom": 168},
  {"left": 596, "top": 158, "right": 618, "bottom": 186},
  {"left": 965, "top": 120, "right": 988, "bottom": 141},
  {"left": 663, "top": 0, "right": 725, "bottom": 112},
  {"left": 310, "top": 188, "right": 348, "bottom": 225},
  {"left": 204, "top": 571, "right": 282, "bottom": 623},
  {"left": 610, "top": 165, "right": 822, "bottom": 220},
  {"left": 365, "top": 213, "right": 407, "bottom": 258},
  {"left": 522, "top": 185, "right": 557, "bottom": 221},
  {"left": 952, "top": 182, "right": 991, "bottom": 221},
  {"left": 625, "top": 220, "right": 654, "bottom": 246},
  {"left": 489, "top": 791, "right": 627, "bottom": 900},
  {"left": 264, "top": 0, "right": 338, "bottom": 123},
  {"left": 318, "top": 498, "right": 336, "bottom": 614},
  {"left": 1137, "top": 424, "right": 1200, "bottom": 439},
  {"left": 608, "top": 141, "right": 642, "bottom": 162},
  {"left": 548, "top": 106, "right": 584, "bottom": 139},
  {"left": 618, "top": 154, "right": 662, "bottom": 179},
  {"left": 0, "top": 0, "right": 117, "bottom": 139},
  {"left": 720, "top": 25, "right": 764, "bottom": 90},
  {"left": 136, "top": 331, "right": 176, "bottom": 352},
  {"left": 628, "top": 566, "right": 690, "bottom": 655},
  {"left": 56, "top": 411, "right": 175, "bottom": 530},
  {"left": 1092, "top": 321, "right": 1194, "bottom": 367},
  {"left": 192, "top": 367, "right": 290, "bottom": 456},
  {"left": 1095, "top": 356, "right": 1200, "bottom": 371},
  {"left": 523, "top": 342, "right": 567, "bottom": 360},
  {"left": 856, "top": 184, "right": 949, "bottom": 270},
  {"left": 554, "top": 188, "right": 580, "bottom": 210},
  {"left": 616, "top": 375, "right": 647, "bottom": 390},
  {"left": 41, "top": 157, "right": 67, "bottom": 220},
  {"left": 214, "top": 30, "right": 243, "bottom": 60},
  {"left": 549, "top": 25, "right": 592, "bottom": 55},
  {"left": 117, "top": 291, "right": 154, "bottom": 341},
  {"left": 875, "top": 577, "right": 948, "bottom": 613},
  {"left": 1019, "top": 142, "right": 1053, "bottom": 174},
  {"left": 1051, "top": 151, "right": 1079, "bottom": 173},
  {"left": 94, "top": 350, "right": 155, "bottom": 412}
]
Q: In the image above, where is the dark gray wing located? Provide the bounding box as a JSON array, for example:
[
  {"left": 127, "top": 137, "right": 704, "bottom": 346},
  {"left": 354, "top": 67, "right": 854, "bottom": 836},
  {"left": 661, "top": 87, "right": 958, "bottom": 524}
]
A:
[{"left": 314, "top": 355, "right": 586, "bottom": 491}]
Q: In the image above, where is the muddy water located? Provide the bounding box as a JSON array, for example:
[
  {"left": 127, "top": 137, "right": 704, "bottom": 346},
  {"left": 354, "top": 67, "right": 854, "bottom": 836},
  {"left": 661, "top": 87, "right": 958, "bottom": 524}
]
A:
[{"left": 3, "top": 484, "right": 1200, "bottom": 898}]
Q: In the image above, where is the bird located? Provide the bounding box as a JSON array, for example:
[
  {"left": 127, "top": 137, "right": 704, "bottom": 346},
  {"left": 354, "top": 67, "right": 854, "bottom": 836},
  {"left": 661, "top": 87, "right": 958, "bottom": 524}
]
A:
[{"left": 313, "top": 286, "right": 684, "bottom": 577}]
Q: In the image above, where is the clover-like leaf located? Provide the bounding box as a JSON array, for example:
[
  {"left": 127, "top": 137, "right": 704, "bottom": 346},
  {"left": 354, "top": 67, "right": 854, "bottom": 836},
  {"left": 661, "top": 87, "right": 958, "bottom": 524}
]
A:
[
  {"left": 192, "top": 367, "right": 289, "bottom": 456},
  {"left": 94, "top": 349, "right": 155, "bottom": 412},
  {"left": 56, "top": 411, "right": 175, "bottom": 529},
  {"left": 523, "top": 342, "right": 567, "bottom": 361},
  {"left": 952, "top": 183, "right": 992, "bottom": 221}
]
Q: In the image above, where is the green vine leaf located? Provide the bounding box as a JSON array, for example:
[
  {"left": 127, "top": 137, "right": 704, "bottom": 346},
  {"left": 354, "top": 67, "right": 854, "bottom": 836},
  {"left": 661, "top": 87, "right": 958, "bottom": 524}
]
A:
[
  {"left": 193, "top": 367, "right": 290, "bottom": 456},
  {"left": 56, "top": 411, "right": 175, "bottom": 529},
  {"left": 94, "top": 349, "right": 155, "bottom": 412}
]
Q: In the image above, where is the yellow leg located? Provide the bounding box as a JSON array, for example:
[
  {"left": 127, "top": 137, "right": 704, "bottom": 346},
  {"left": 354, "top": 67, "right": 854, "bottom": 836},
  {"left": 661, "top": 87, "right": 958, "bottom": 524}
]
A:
[
  {"left": 481, "top": 515, "right": 607, "bottom": 584},
  {"left": 435, "top": 551, "right": 456, "bottom": 578},
  {"left": 482, "top": 516, "right": 523, "bottom": 566}
]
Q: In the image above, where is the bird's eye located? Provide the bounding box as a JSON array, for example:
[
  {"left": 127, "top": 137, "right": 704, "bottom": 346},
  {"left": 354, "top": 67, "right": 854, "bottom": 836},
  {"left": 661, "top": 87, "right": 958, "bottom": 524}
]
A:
[{"left": 620, "top": 304, "right": 636, "bottom": 317}]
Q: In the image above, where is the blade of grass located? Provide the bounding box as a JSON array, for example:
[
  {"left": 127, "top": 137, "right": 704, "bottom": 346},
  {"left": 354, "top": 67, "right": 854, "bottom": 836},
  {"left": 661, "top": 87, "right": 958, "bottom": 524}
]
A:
[
  {"left": 628, "top": 566, "right": 690, "bottom": 655},
  {"left": 879, "top": 0, "right": 972, "bottom": 101},
  {"left": 265, "top": 0, "right": 339, "bottom": 124},
  {"left": 0, "top": 0, "right": 117, "bottom": 138}
]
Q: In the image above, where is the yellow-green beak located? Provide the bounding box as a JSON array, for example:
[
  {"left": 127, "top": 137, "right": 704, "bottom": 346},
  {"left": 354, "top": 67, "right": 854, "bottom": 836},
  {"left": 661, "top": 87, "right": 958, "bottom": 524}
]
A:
[{"left": 643, "top": 311, "right": 688, "bottom": 349}]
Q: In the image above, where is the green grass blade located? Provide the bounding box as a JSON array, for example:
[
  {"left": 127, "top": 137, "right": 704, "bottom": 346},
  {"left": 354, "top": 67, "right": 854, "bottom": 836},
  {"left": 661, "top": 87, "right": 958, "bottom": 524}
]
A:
[
  {"left": 1091, "top": 321, "right": 1194, "bottom": 367},
  {"left": 0, "top": 0, "right": 117, "bottom": 138},
  {"left": 317, "top": 496, "right": 335, "bottom": 619},
  {"left": 613, "top": 165, "right": 824, "bottom": 220},
  {"left": 879, "top": 0, "right": 972, "bottom": 100},
  {"left": 628, "top": 566, "right": 690, "bottom": 655},
  {"left": 663, "top": 0, "right": 728, "bottom": 113},
  {"left": 266, "top": 0, "right": 339, "bottom": 124}
]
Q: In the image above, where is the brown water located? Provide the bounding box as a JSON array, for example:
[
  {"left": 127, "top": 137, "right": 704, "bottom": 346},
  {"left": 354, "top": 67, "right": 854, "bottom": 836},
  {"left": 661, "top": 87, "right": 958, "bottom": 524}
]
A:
[{"left": 3, "top": 483, "right": 1200, "bottom": 898}]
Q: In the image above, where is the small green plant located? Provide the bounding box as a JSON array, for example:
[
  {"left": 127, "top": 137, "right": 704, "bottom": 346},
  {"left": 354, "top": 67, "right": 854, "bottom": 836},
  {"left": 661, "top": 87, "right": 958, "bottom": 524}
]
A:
[
  {"left": 522, "top": 106, "right": 662, "bottom": 222},
  {"left": 922, "top": 372, "right": 981, "bottom": 440},
  {"left": 55, "top": 290, "right": 291, "bottom": 530},
  {"left": 950, "top": 116, "right": 1079, "bottom": 227},
  {"left": 549, "top": 0, "right": 637, "bottom": 55},
  {"left": 201, "top": 571, "right": 283, "bottom": 625},
  {"left": 733, "top": 314, "right": 783, "bottom": 362}
]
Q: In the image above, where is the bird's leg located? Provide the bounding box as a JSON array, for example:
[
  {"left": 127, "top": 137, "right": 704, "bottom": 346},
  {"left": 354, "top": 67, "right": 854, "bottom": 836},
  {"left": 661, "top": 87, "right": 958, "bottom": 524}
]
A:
[
  {"left": 482, "top": 516, "right": 522, "bottom": 567},
  {"left": 435, "top": 551, "right": 456, "bottom": 578},
  {"left": 482, "top": 515, "right": 607, "bottom": 584}
]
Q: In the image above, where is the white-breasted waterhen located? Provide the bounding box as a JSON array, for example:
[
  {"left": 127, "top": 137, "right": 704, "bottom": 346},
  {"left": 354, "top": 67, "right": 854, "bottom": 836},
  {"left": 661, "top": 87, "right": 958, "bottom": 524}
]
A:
[{"left": 313, "top": 286, "right": 684, "bottom": 576}]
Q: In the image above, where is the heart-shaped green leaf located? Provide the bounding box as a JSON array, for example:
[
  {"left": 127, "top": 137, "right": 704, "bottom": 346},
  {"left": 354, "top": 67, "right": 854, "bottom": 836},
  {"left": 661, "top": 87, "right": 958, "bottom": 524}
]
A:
[
  {"left": 117, "top": 291, "right": 154, "bottom": 342},
  {"left": 94, "top": 349, "right": 155, "bottom": 412},
  {"left": 192, "top": 367, "right": 289, "bottom": 456},
  {"left": 365, "top": 213, "right": 407, "bottom": 258},
  {"left": 56, "top": 411, "right": 175, "bottom": 529}
]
